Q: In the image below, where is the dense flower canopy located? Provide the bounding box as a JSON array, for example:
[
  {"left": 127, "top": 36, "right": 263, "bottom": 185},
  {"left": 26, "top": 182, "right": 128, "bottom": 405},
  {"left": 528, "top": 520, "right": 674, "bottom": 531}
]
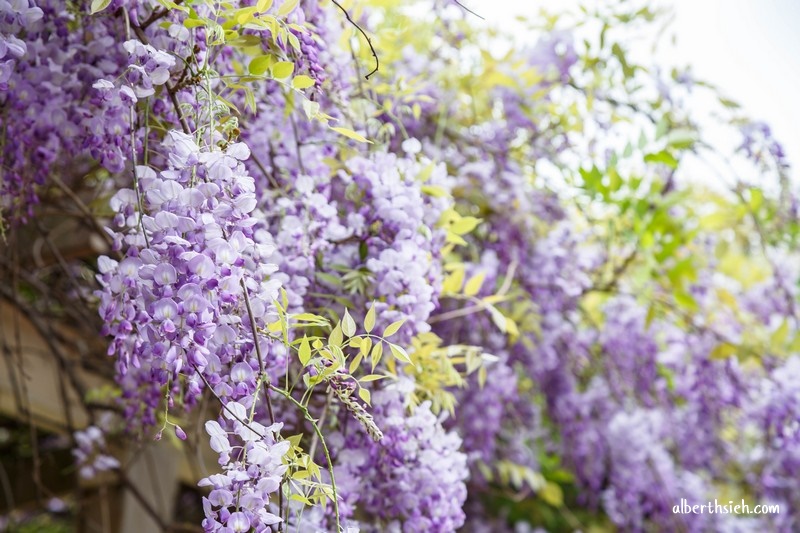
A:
[{"left": 1, "top": 0, "right": 800, "bottom": 531}]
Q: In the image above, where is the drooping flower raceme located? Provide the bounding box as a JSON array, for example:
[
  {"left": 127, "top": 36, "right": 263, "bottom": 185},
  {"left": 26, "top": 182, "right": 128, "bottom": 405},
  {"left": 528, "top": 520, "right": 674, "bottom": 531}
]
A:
[
  {"left": 199, "top": 401, "right": 289, "bottom": 532},
  {"left": 331, "top": 380, "right": 469, "bottom": 532},
  {"left": 97, "top": 131, "right": 282, "bottom": 429}
]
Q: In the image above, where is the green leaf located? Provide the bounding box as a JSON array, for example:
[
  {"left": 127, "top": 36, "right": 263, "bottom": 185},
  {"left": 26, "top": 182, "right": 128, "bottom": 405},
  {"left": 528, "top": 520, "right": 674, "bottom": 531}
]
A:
[
  {"left": 644, "top": 150, "right": 678, "bottom": 169},
  {"left": 227, "top": 34, "right": 263, "bottom": 47},
  {"left": 364, "top": 303, "right": 376, "bottom": 334},
  {"left": 292, "top": 312, "right": 328, "bottom": 324},
  {"left": 298, "top": 336, "right": 311, "bottom": 366},
  {"left": 329, "top": 322, "right": 343, "bottom": 347},
  {"left": 382, "top": 320, "right": 405, "bottom": 338},
  {"left": 290, "top": 493, "right": 313, "bottom": 505},
  {"left": 358, "top": 387, "right": 371, "bottom": 405},
  {"left": 710, "top": 342, "right": 737, "bottom": 360},
  {"left": 301, "top": 99, "right": 321, "bottom": 120},
  {"left": 488, "top": 305, "right": 507, "bottom": 333},
  {"left": 389, "top": 343, "right": 412, "bottom": 365},
  {"left": 330, "top": 126, "right": 371, "bottom": 143},
  {"left": 183, "top": 18, "right": 207, "bottom": 29},
  {"left": 292, "top": 75, "right": 315, "bottom": 90},
  {"left": 370, "top": 342, "right": 383, "bottom": 371},
  {"left": 287, "top": 31, "right": 301, "bottom": 52},
  {"left": 463, "top": 272, "right": 485, "bottom": 297},
  {"left": 349, "top": 352, "right": 364, "bottom": 374},
  {"left": 342, "top": 308, "right": 356, "bottom": 337},
  {"left": 538, "top": 482, "right": 564, "bottom": 507},
  {"left": 673, "top": 289, "right": 698, "bottom": 311},
  {"left": 256, "top": 0, "right": 273, "bottom": 11},
  {"left": 272, "top": 61, "right": 295, "bottom": 79},
  {"left": 360, "top": 336, "right": 373, "bottom": 357},
  {"left": 421, "top": 185, "right": 449, "bottom": 198},
  {"left": 442, "top": 267, "right": 465, "bottom": 294},
  {"left": 450, "top": 216, "right": 481, "bottom": 235},
  {"left": 281, "top": 288, "right": 289, "bottom": 309},
  {"left": 90, "top": 0, "right": 112, "bottom": 14},
  {"left": 249, "top": 56, "right": 272, "bottom": 76},
  {"left": 359, "top": 374, "right": 385, "bottom": 382},
  {"left": 235, "top": 7, "right": 257, "bottom": 24}
]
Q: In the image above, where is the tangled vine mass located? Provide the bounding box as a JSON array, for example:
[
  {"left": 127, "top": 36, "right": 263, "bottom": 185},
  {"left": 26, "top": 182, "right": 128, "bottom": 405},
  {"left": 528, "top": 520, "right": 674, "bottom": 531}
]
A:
[{"left": 2, "top": 0, "right": 800, "bottom": 531}]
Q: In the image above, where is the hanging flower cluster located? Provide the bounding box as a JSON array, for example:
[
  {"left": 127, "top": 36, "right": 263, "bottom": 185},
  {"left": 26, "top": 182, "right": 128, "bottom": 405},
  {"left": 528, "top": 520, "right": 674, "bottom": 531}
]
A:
[{"left": 97, "top": 131, "right": 282, "bottom": 427}]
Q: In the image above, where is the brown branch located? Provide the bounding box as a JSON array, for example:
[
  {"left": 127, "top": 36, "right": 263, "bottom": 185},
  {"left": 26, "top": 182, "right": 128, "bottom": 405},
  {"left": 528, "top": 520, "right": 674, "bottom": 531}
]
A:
[{"left": 140, "top": 0, "right": 184, "bottom": 29}]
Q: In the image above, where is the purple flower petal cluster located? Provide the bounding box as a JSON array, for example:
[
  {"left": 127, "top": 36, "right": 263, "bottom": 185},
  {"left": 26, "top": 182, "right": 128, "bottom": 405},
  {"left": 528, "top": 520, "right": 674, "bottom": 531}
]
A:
[
  {"left": 72, "top": 425, "right": 121, "bottom": 479},
  {"left": 334, "top": 150, "right": 452, "bottom": 341},
  {"left": 199, "top": 401, "right": 289, "bottom": 532},
  {"left": 97, "top": 131, "right": 282, "bottom": 428},
  {"left": 737, "top": 121, "right": 789, "bottom": 171},
  {"left": 0, "top": 0, "right": 42, "bottom": 90},
  {"left": 744, "top": 356, "right": 800, "bottom": 515},
  {"left": 332, "top": 380, "right": 469, "bottom": 532},
  {"left": 0, "top": 0, "right": 135, "bottom": 219},
  {"left": 123, "top": 39, "right": 176, "bottom": 98}
]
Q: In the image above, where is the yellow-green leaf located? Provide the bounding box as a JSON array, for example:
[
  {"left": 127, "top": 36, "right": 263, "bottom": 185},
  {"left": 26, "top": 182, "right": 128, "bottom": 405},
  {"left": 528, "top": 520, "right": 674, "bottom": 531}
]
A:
[
  {"left": 249, "top": 56, "right": 272, "bottom": 76},
  {"left": 329, "top": 322, "right": 343, "bottom": 347},
  {"left": 463, "top": 272, "right": 486, "bottom": 297},
  {"left": 90, "top": 0, "right": 112, "bottom": 14},
  {"left": 292, "top": 75, "right": 315, "bottom": 90},
  {"left": 235, "top": 7, "right": 257, "bottom": 25},
  {"left": 370, "top": 342, "right": 383, "bottom": 370},
  {"left": 272, "top": 61, "right": 295, "bottom": 79},
  {"left": 298, "top": 336, "right": 311, "bottom": 366},
  {"left": 358, "top": 387, "right": 371, "bottom": 405},
  {"left": 442, "top": 267, "right": 465, "bottom": 294},
  {"left": 450, "top": 216, "right": 481, "bottom": 235},
  {"left": 256, "top": 0, "right": 273, "bottom": 11},
  {"left": 360, "top": 337, "right": 373, "bottom": 357},
  {"left": 330, "top": 126, "right": 371, "bottom": 143},
  {"left": 382, "top": 320, "right": 405, "bottom": 338},
  {"left": 302, "top": 99, "right": 320, "bottom": 120},
  {"left": 538, "top": 482, "right": 564, "bottom": 507},
  {"left": 349, "top": 352, "right": 363, "bottom": 374},
  {"left": 389, "top": 343, "right": 412, "bottom": 365},
  {"left": 710, "top": 342, "right": 737, "bottom": 360},
  {"left": 488, "top": 305, "right": 507, "bottom": 333},
  {"left": 364, "top": 303, "right": 376, "bottom": 334},
  {"left": 421, "top": 185, "right": 449, "bottom": 198},
  {"left": 342, "top": 308, "right": 356, "bottom": 337}
]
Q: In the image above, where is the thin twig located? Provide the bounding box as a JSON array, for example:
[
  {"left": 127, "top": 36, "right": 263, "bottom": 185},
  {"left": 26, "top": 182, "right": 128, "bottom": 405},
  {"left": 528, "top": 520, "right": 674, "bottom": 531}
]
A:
[
  {"left": 453, "top": 0, "right": 484, "bottom": 20},
  {"left": 330, "top": 0, "right": 379, "bottom": 79},
  {"left": 49, "top": 174, "right": 116, "bottom": 250}
]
